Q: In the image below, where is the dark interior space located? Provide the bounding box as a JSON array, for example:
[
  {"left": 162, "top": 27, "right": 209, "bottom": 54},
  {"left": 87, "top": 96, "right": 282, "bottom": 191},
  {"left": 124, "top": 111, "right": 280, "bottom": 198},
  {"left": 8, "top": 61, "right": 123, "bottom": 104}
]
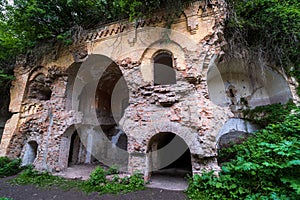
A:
[
  {"left": 148, "top": 132, "right": 192, "bottom": 177},
  {"left": 154, "top": 52, "right": 176, "bottom": 85},
  {"left": 68, "top": 131, "right": 81, "bottom": 165}
]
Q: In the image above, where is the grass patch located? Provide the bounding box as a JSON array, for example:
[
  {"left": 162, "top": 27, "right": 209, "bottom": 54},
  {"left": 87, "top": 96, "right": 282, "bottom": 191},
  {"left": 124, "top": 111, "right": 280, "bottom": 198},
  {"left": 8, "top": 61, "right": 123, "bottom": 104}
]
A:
[
  {"left": 0, "top": 157, "right": 23, "bottom": 178},
  {"left": 9, "top": 165, "right": 145, "bottom": 195}
]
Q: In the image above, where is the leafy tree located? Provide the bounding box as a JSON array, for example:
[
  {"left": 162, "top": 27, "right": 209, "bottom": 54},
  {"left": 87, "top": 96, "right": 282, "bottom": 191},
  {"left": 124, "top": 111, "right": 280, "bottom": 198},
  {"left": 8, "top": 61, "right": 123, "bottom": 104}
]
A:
[{"left": 0, "top": 0, "right": 193, "bottom": 80}]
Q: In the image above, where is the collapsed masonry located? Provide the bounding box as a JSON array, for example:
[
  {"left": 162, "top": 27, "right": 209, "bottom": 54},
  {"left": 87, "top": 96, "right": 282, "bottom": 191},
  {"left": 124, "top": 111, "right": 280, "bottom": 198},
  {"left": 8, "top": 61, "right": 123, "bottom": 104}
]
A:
[{"left": 0, "top": 0, "right": 298, "bottom": 180}]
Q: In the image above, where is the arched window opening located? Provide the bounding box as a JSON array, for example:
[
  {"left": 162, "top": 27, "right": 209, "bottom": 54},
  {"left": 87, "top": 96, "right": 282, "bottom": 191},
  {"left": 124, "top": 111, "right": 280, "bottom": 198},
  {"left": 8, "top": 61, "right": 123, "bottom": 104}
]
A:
[
  {"left": 22, "top": 141, "right": 38, "bottom": 165},
  {"left": 28, "top": 74, "right": 52, "bottom": 100},
  {"left": 154, "top": 52, "right": 176, "bottom": 85},
  {"left": 68, "top": 131, "right": 82, "bottom": 166}
]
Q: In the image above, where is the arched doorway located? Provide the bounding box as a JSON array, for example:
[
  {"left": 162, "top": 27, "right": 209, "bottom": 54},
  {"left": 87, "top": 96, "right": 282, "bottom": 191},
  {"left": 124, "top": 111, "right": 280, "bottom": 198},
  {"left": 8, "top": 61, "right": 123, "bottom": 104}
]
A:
[
  {"left": 147, "top": 132, "right": 192, "bottom": 178},
  {"left": 22, "top": 141, "right": 38, "bottom": 165},
  {"left": 68, "top": 131, "right": 81, "bottom": 165}
]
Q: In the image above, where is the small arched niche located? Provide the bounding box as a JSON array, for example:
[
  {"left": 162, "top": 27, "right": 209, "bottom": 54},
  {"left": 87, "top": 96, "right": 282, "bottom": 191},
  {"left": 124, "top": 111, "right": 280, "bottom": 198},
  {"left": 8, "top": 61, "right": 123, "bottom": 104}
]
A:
[
  {"left": 68, "top": 131, "right": 82, "bottom": 165},
  {"left": 153, "top": 51, "right": 176, "bottom": 85},
  {"left": 22, "top": 141, "right": 38, "bottom": 166},
  {"left": 27, "top": 74, "right": 52, "bottom": 100}
]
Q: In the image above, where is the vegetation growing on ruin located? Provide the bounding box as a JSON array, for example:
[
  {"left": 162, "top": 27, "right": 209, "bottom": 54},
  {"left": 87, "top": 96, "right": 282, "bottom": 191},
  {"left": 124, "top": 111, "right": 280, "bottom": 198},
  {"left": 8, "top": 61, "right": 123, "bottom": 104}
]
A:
[
  {"left": 0, "top": 0, "right": 193, "bottom": 70},
  {"left": 187, "top": 107, "right": 300, "bottom": 199},
  {"left": 9, "top": 165, "right": 145, "bottom": 195},
  {"left": 243, "top": 100, "right": 296, "bottom": 127},
  {"left": 225, "top": 0, "right": 300, "bottom": 94},
  {"left": 0, "top": 0, "right": 299, "bottom": 86},
  {"left": 0, "top": 157, "right": 23, "bottom": 178}
]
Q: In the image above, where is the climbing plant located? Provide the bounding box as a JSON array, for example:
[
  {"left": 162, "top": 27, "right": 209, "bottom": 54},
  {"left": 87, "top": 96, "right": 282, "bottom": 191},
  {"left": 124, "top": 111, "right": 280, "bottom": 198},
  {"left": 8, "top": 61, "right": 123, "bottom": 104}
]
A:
[{"left": 225, "top": 0, "right": 300, "bottom": 94}]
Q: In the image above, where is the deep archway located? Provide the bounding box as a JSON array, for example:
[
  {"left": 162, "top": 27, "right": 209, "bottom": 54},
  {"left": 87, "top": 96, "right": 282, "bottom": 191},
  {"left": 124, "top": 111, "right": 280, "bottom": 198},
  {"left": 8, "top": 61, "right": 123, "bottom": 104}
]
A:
[
  {"left": 147, "top": 132, "right": 192, "bottom": 178},
  {"left": 71, "top": 55, "right": 129, "bottom": 168},
  {"left": 96, "top": 62, "right": 129, "bottom": 127}
]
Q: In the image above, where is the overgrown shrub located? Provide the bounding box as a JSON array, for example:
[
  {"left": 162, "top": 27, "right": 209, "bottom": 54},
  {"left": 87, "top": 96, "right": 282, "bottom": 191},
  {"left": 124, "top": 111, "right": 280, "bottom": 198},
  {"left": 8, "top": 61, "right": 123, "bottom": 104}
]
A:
[
  {"left": 0, "top": 157, "right": 22, "bottom": 178},
  {"left": 106, "top": 165, "right": 119, "bottom": 175},
  {"left": 187, "top": 107, "right": 300, "bottom": 199},
  {"left": 86, "top": 166, "right": 107, "bottom": 186},
  {"left": 243, "top": 100, "right": 296, "bottom": 127},
  {"left": 82, "top": 167, "right": 145, "bottom": 195}
]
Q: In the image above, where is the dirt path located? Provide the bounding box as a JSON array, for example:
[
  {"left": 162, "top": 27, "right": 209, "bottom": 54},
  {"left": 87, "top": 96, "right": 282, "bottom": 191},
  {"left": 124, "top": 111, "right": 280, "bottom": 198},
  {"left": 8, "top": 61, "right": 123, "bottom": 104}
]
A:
[{"left": 0, "top": 176, "right": 188, "bottom": 200}]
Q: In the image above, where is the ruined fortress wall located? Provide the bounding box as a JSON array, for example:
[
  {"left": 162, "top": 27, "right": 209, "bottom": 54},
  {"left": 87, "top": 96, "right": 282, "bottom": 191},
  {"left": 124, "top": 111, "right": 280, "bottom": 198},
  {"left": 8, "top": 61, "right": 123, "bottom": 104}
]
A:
[{"left": 0, "top": 0, "right": 297, "bottom": 177}]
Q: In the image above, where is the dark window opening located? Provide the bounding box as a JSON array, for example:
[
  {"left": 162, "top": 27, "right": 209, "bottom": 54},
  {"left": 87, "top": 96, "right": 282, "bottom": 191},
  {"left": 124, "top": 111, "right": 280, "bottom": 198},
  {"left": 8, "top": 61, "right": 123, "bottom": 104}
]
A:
[
  {"left": 229, "top": 89, "right": 235, "bottom": 98},
  {"left": 217, "top": 131, "right": 250, "bottom": 165},
  {"left": 28, "top": 74, "right": 52, "bottom": 100},
  {"left": 154, "top": 52, "right": 176, "bottom": 85}
]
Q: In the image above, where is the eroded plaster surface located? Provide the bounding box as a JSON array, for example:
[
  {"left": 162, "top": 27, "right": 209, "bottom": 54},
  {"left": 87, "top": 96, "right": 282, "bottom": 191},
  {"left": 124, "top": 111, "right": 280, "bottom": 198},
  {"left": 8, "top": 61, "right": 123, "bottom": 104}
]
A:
[{"left": 0, "top": 0, "right": 297, "bottom": 179}]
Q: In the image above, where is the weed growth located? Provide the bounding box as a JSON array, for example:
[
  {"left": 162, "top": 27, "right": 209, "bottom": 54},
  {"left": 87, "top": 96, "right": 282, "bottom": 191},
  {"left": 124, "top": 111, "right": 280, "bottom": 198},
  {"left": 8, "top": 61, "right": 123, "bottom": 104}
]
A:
[{"left": 187, "top": 107, "right": 300, "bottom": 199}]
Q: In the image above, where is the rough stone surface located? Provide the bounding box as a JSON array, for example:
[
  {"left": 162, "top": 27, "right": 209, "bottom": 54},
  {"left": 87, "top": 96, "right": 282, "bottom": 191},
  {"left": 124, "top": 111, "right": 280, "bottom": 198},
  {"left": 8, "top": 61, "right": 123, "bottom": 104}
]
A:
[{"left": 0, "top": 0, "right": 298, "bottom": 181}]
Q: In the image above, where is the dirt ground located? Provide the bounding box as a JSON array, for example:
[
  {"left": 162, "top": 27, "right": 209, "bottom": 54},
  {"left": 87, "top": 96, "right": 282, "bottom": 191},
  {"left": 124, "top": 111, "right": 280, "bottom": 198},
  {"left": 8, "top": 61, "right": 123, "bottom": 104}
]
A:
[{"left": 0, "top": 176, "right": 188, "bottom": 200}]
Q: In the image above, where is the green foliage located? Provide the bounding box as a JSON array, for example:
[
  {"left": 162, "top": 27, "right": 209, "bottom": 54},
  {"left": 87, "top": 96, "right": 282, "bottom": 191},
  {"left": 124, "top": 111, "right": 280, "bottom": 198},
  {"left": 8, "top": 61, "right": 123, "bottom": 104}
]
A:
[
  {"left": 0, "top": 198, "right": 13, "bottom": 200},
  {"left": 106, "top": 165, "right": 119, "bottom": 175},
  {"left": 0, "top": 69, "right": 14, "bottom": 85},
  {"left": 187, "top": 107, "right": 300, "bottom": 199},
  {"left": 0, "top": 0, "right": 194, "bottom": 69},
  {"left": 0, "top": 157, "right": 22, "bottom": 178},
  {"left": 243, "top": 100, "right": 296, "bottom": 127},
  {"left": 10, "top": 166, "right": 82, "bottom": 190},
  {"left": 81, "top": 167, "right": 145, "bottom": 195},
  {"left": 86, "top": 166, "right": 107, "bottom": 186},
  {"left": 10, "top": 165, "right": 145, "bottom": 195},
  {"left": 226, "top": 0, "right": 300, "bottom": 94}
]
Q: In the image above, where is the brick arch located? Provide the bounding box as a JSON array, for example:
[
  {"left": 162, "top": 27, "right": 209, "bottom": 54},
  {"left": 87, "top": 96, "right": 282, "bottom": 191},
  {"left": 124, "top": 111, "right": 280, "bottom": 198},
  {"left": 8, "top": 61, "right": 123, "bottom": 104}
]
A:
[
  {"left": 144, "top": 122, "right": 202, "bottom": 155},
  {"left": 140, "top": 40, "right": 187, "bottom": 83},
  {"left": 23, "top": 66, "right": 50, "bottom": 101},
  {"left": 21, "top": 140, "right": 39, "bottom": 166}
]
